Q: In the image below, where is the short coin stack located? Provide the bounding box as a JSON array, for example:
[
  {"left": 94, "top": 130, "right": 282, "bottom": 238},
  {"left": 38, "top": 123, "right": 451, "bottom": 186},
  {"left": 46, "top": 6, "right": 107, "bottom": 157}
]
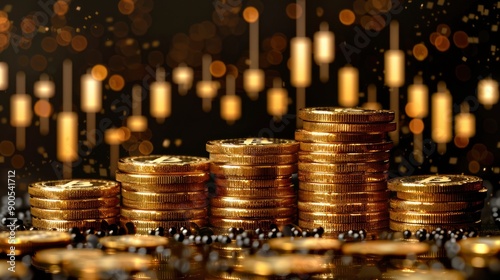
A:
[
  {"left": 207, "top": 138, "right": 299, "bottom": 233},
  {"left": 29, "top": 179, "right": 120, "bottom": 230},
  {"left": 295, "top": 107, "right": 396, "bottom": 237},
  {"left": 388, "top": 174, "right": 486, "bottom": 232},
  {"left": 116, "top": 155, "right": 210, "bottom": 234}
]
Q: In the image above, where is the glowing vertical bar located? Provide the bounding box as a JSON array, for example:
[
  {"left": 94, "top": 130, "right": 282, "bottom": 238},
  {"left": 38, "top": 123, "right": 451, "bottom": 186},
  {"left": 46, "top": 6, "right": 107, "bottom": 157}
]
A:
[
  {"left": 338, "top": 66, "right": 359, "bottom": 107},
  {"left": 11, "top": 72, "right": 31, "bottom": 150},
  {"left": 81, "top": 73, "right": 102, "bottom": 147},
  {"left": 0, "top": 62, "right": 7, "bottom": 90}
]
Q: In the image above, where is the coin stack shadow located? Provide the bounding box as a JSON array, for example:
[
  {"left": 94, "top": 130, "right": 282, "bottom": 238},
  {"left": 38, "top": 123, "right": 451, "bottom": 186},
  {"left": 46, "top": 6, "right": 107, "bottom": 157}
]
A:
[
  {"left": 295, "top": 107, "right": 397, "bottom": 237},
  {"left": 28, "top": 179, "right": 120, "bottom": 231},
  {"left": 388, "top": 175, "right": 486, "bottom": 232},
  {"left": 116, "top": 155, "right": 211, "bottom": 234},
  {"left": 206, "top": 138, "right": 299, "bottom": 234}
]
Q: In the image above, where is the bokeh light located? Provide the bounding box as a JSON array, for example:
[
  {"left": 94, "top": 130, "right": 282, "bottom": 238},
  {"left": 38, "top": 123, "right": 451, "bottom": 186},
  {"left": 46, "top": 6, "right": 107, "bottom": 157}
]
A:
[
  {"left": 34, "top": 99, "right": 52, "bottom": 118},
  {"left": 243, "top": 7, "right": 259, "bottom": 23},
  {"left": 339, "top": 9, "right": 356, "bottom": 26},
  {"left": 91, "top": 64, "right": 108, "bottom": 81},
  {"left": 109, "top": 74, "right": 125, "bottom": 91},
  {"left": 286, "top": 3, "right": 302, "bottom": 20},
  {"left": 412, "top": 43, "right": 428, "bottom": 61},
  {"left": 210, "top": 60, "right": 226, "bottom": 78}
]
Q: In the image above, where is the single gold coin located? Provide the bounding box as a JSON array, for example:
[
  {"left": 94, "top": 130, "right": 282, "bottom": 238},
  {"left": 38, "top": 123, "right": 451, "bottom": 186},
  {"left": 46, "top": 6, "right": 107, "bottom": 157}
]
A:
[
  {"left": 66, "top": 253, "right": 153, "bottom": 278},
  {"left": 303, "top": 121, "right": 397, "bottom": 133},
  {"left": 210, "top": 164, "right": 297, "bottom": 178},
  {"left": 298, "top": 150, "right": 390, "bottom": 163},
  {"left": 396, "top": 188, "right": 487, "bottom": 202},
  {"left": 298, "top": 107, "right": 395, "bottom": 123},
  {"left": 206, "top": 138, "right": 299, "bottom": 154},
  {"left": 32, "top": 217, "right": 119, "bottom": 231},
  {"left": 119, "top": 217, "right": 208, "bottom": 234},
  {"left": 389, "top": 210, "right": 482, "bottom": 224},
  {"left": 209, "top": 217, "right": 295, "bottom": 230},
  {"left": 295, "top": 129, "right": 387, "bottom": 143},
  {"left": 388, "top": 175, "right": 484, "bottom": 193},
  {"left": 31, "top": 248, "right": 104, "bottom": 274},
  {"left": 389, "top": 198, "right": 484, "bottom": 213},
  {"left": 342, "top": 240, "right": 430, "bottom": 256},
  {"left": 299, "top": 190, "right": 389, "bottom": 203},
  {"left": 298, "top": 161, "right": 389, "bottom": 173},
  {"left": 381, "top": 269, "right": 465, "bottom": 280},
  {"left": 122, "top": 198, "right": 208, "bottom": 210},
  {"left": 298, "top": 201, "right": 388, "bottom": 213},
  {"left": 215, "top": 185, "right": 295, "bottom": 197},
  {"left": 29, "top": 179, "right": 120, "bottom": 199},
  {"left": 458, "top": 236, "right": 500, "bottom": 256},
  {"left": 210, "top": 207, "right": 296, "bottom": 218},
  {"left": 29, "top": 196, "right": 119, "bottom": 209},
  {"left": 120, "top": 207, "right": 207, "bottom": 221},
  {"left": 300, "top": 141, "right": 393, "bottom": 153},
  {"left": 389, "top": 220, "right": 481, "bottom": 232},
  {"left": 121, "top": 182, "right": 207, "bottom": 193},
  {"left": 210, "top": 196, "right": 296, "bottom": 209},
  {"left": 215, "top": 178, "right": 292, "bottom": 188},
  {"left": 299, "top": 181, "right": 387, "bottom": 192},
  {"left": 121, "top": 189, "right": 208, "bottom": 203},
  {"left": 31, "top": 207, "right": 119, "bottom": 220},
  {"left": 116, "top": 172, "right": 209, "bottom": 185},
  {"left": 298, "top": 172, "right": 388, "bottom": 183},
  {"left": 210, "top": 153, "right": 298, "bottom": 165},
  {"left": 0, "top": 231, "right": 71, "bottom": 255},
  {"left": 118, "top": 155, "right": 210, "bottom": 174},
  {"left": 99, "top": 235, "right": 169, "bottom": 251},
  {"left": 300, "top": 211, "right": 389, "bottom": 223},
  {"left": 234, "top": 254, "right": 329, "bottom": 276},
  {"left": 267, "top": 237, "right": 342, "bottom": 252},
  {"left": 298, "top": 219, "right": 389, "bottom": 233}
]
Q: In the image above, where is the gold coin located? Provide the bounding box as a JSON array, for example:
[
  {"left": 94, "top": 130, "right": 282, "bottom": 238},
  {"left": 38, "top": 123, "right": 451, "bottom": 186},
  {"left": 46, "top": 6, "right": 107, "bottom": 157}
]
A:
[
  {"left": 267, "top": 237, "right": 342, "bottom": 252},
  {"left": 298, "top": 201, "right": 388, "bottom": 213},
  {"left": 122, "top": 198, "right": 208, "bottom": 210},
  {"left": 458, "top": 236, "right": 500, "bottom": 256},
  {"left": 210, "top": 207, "right": 296, "bottom": 218},
  {"left": 210, "top": 196, "right": 296, "bottom": 209},
  {"left": 381, "top": 269, "right": 466, "bottom": 280},
  {"left": 209, "top": 217, "right": 295, "bottom": 230},
  {"left": 215, "top": 178, "right": 292, "bottom": 188},
  {"left": 32, "top": 217, "right": 119, "bottom": 231},
  {"left": 298, "top": 107, "right": 395, "bottom": 123},
  {"left": 120, "top": 207, "right": 207, "bottom": 220},
  {"left": 303, "top": 121, "right": 397, "bottom": 133},
  {"left": 210, "top": 164, "right": 297, "bottom": 178},
  {"left": 215, "top": 186, "right": 295, "bottom": 197},
  {"left": 389, "top": 198, "right": 484, "bottom": 212},
  {"left": 298, "top": 219, "right": 389, "bottom": 233},
  {"left": 396, "top": 188, "right": 487, "bottom": 202},
  {"left": 298, "top": 172, "right": 388, "bottom": 183},
  {"left": 210, "top": 153, "right": 298, "bottom": 165},
  {"left": 0, "top": 231, "right": 71, "bottom": 255},
  {"left": 388, "top": 175, "right": 483, "bottom": 193},
  {"left": 342, "top": 240, "right": 430, "bottom": 256},
  {"left": 389, "top": 210, "right": 482, "bottom": 224},
  {"left": 29, "top": 196, "right": 119, "bottom": 209},
  {"left": 118, "top": 155, "right": 210, "bottom": 174},
  {"left": 31, "top": 207, "right": 119, "bottom": 220},
  {"left": 206, "top": 138, "right": 299, "bottom": 154},
  {"left": 116, "top": 171, "right": 209, "bottom": 184},
  {"left": 299, "top": 190, "right": 389, "bottom": 203},
  {"left": 121, "top": 182, "right": 207, "bottom": 193},
  {"left": 234, "top": 254, "right": 329, "bottom": 276},
  {"left": 119, "top": 217, "right": 208, "bottom": 234},
  {"left": 300, "top": 141, "right": 393, "bottom": 153},
  {"left": 299, "top": 181, "right": 387, "bottom": 192},
  {"left": 99, "top": 235, "right": 169, "bottom": 251},
  {"left": 298, "top": 161, "right": 389, "bottom": 173},
  {"left": 300, "top": 211, "right": 389, "bottom": 223},
  {"left": 389, "top": 220, "right": 482, "bottom": 232},
  {"left": 66, "top": 253, "right": 153, "bottom": 278},
  {"left": 29, "top": 179, "right": 120, "bottom": 199},
  {"left": 295, "top": 129, "right": 387, "bottom": 143},
  {"left": 31, "top": 248, "right": 104, "bottom": 274},
  {"left": 121, "top": 189, "right": 208, "bottom": 203},
  {"left": 211, "top": 241, "right": 252, "bottom": 259},
  {"left": 298, "top": 150, "right": 390, "bottom": 163}
]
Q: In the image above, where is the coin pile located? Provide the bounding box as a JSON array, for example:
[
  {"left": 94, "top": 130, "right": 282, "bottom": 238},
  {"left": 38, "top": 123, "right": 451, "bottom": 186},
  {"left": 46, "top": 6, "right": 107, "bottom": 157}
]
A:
[
  {"left": 29, "top": 179, "right": 120, "bottom": 230},
  {"left": 207, "top": 138, "right": 299, "bottom": 233},
  {"left": 116, "top": 155, "right": 210, "bottom": 234},
  {"left": 388, "top": 175, "right": 486, "bottom": 232},
  {"left": 295, "top": 107, "right": 396, "bottom": 237}
]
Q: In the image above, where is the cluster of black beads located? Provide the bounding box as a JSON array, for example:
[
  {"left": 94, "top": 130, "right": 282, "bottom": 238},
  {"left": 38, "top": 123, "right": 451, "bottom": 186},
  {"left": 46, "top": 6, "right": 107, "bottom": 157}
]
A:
[
  {"left": 338, "top": 229, "right": 367, "bottom": 241},
  {"left": 404, "top": 227, "right": 478, "bottom": 246}
]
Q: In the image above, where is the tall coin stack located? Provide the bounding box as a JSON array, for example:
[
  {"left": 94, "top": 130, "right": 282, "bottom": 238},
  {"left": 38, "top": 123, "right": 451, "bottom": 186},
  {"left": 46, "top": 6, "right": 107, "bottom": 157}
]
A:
[
  {"left": 388, "top": 175, "right": 486, "bottom": 232},
  {"left": 29, "top": 179, "right": 120, "bottom": 231},
  {"left": 207, "top": 138, "right": 299, "bottom": 233},
  {"left": 116, "top": 155, "right": 210, "bottom": 234},
  {"left": 295, "top": 107, "right": 396, "bottom": 237}
]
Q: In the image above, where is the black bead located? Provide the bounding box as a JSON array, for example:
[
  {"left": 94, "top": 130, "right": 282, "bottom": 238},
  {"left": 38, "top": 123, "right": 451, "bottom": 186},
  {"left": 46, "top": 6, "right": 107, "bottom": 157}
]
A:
[
  {"left": 168, "top": 227, "right": 177, "bottom": 236},
  {"left": 125, "top": 222, "right": 136, "bottom": 235},
  {"left": 202, "top": 235, "right": 213, "bottom": 244},
  {"left": 96, "top": 230, "right": 106, "bottom": 237},
  {"left": 69, "top": 227, "right": 81, "bottom": 235},
  {"left": 173, "top": 233, "right": 184, "bottom": 242},
  {"left": 148, "top": 229, "right": 156, "bottom": 235},
  {"left": 403, "top": 230, "right": 412, "bottom": 239},
  {"left": 255, "top": 228, "right": 263, "bottom": 235},
  {"left": 269, "top": 224, "right": 278, "bottom": 230},
  {"left": 85, "top": 228, "right": 95, "bottom": 235},
  {"left": 155, "top": 227, "right": 165, "bottom": 236}
]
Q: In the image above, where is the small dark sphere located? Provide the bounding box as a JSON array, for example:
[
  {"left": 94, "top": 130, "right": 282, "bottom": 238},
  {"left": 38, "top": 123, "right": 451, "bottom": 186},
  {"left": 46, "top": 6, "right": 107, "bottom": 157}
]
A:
[
  {"left": 173, "top": 233, "right": 184, "bottom": 242},
  {"left": 148, "top": 229, "right": 156, "bottom": 236},
  {"left": 168, "top": 227, "right": 177, "bottom": 236},
  {"left": 85, "top": 228, "right": 95, "bottom": 235},
  {"left": 155, "top": 227, "right": 165, "bottom": 236},
  {"left": 403, "top": 230, "right": 412, "bottom": 239},
  {"left": 96, "top": 230, "right": 107, "bottom": 238},
  {"left": 269, "top": 224, "right": 278, "bottom": 230}
]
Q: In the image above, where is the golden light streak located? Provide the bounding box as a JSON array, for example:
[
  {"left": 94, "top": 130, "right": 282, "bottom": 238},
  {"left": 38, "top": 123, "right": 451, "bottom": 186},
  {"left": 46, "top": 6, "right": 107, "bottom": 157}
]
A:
[
  {"left": 267, "top": 78, "right": 288, "bottom": 118},
  {"left": 105, "top": 128, "right": 124, "bottom": 178},
  {"left": 338, "top": 65, "right": 359, "bottom": 107},
  {"left": 455, "top": 103, "right": 475, "bottom": 139},
  {"left": 314, "top": 22, "right": 335, "bottom": 82},
  {"left": 362, "top": 84, "right": 382, "bottom": 110},
  {"left": 384, "top": 50, "right": 405, "bottom": 87},
  {"left": 243, "top": 6, "right": 263, "bottom": 100},
  {"left": 57, "top": 112, "right": 78, "bottom": 163},
  {"left": 0, "top": 62, "right": 7, "bottom": 90},
  {"left": 432, "top": 83, "right": 452, "bottom": 154},
  {"left": 150, "top": 68, "right": 172, "bottom": 123},
  {"left": 127, "top": 85, "right": 148, "bottom": 132},
  {"left": 296, "top": 0, "right": 306, "bottom": 37},
  {"left": 34, "top": 74, "right": 55, "bottom": 99},
  {"left": 81, "top": 73, "right": 102, "bottom": 147},
  {"left": 407, "top": 76, "right": 428, "bottom": 118},
  {"left": 290, "top": 37, "right": 312, "bottom": 88},
  {"left": 477, "top": 78, "right": 499, "bottom": 109},
  {"left": 197, "top": 54, "right": 219, "bottom": 112},
  {"left": 11, "top": 72, "right": 31, "bottom": 151},
  {"left": 172, "top": 63, "right": 193, "bottom": 95},
  {"left": 221, "top": 75, "right": 241, "bottom": 124},
  {"left": 243, "top": 69, "right": 264, "bottom": 100},
  {"left": 63, "top": 60, "right": 72, "bottom": 112}
]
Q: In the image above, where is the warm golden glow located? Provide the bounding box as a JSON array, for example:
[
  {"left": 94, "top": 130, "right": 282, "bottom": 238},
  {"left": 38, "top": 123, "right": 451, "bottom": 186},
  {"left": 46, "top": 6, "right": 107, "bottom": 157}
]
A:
[
  {"left": 109, "top": 74, "right": 125, "bottom": 92},
  {"left": 412, "top": 43, "right": 428, "bottom": 61},
  {"left": 243, "top": 69, "right": 264, "bottom": 100},
  {"left": 127, "top": 115, "right": 148, "bottom": 132},
  {"left": 407, "top": 83, "right": 428, "bottom": 118},
  {"left": 210, "top": 60, "right": 227, "bottom": 78},
  {"left": 221, "top": 95, "right": 241, "bottom": 123},
  {"left": 478, "top": 78, "right": 499, "bottom": 109},
  {"left": 290, "top": 37, "right": 311, "bottom": 87},
  {"left": 267, "top": 87, "right": 288, "bottom": 117},
  {"left": 34, "top": 99, "right": 52, "bottom": 118},
  {"left": 196, "top": 80, "right": 219, "bottom": 99},
  {"left": 57, "top": 112, "right": 78, "bottom": 162},
  {"left": 432, "top": 90, "right": 452, "bottom": 144},
  {"left": 243, "top": 6, "right": 259, "bottom": 23},
  {"left": 91, "top": 64, "right": 108, "bottom": 81},
  {"left": 0, "top": 62, "right": 7, "bottom": 90},
  {"left": 314, "top": 22, "right": 335, "bottom": 64},
  {"left": 455, "top": 113, "right": 475, "bottom": 138},
  {"left": 10, "top": 94, "right": 32, "bottom": 127},
  {"left": 384, "top": 50, "right": 405, "bottom": 87},
  {"left": 409, "top": 118, "right": 424, "bottom": 134},
  {"left": 81, "top": 74, "right": 102, "bottom": 113},
  {"left": 150, "top": 81, "right": 171, "bottom": 120},
  {"left": 105, "top": 128, "right": 123, "bottom": 145},
  {"left": 172, "top": 64, "right": 193, "bottom": 95},
  {"left": 339, "top": 9, "right": 356, "bottom": 26},
  {"left": 34, "top": 80, "right": 55, "bottom": 99},
  {"left": 338, "top": 66, "right": 359, "bottom": 107}
]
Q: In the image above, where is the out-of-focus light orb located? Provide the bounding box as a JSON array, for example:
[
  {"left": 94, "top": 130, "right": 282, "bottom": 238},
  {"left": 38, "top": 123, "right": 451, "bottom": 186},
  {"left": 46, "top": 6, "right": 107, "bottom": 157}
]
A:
[
  {"left": 34, "top": 99, "right": 52, "bottom": 118},
  {"left": 453, "top": 31, "right": 469, "bottom": 48},
  {"left": 0, "top": 140, "right": 15, "bottom": 157},
  {"left": 409, "top": 118, "right": 424, "bottom": 134},
  {"left": 435, "top": 35, "right": 450, "bottom": 52},
  {"left": 454, "top": 135, "right": 469, "bottom": 148},
  {"left": 286, "top": 3, "right": 302, "bottom": 20},
  {"left": 210, "top": 60, "right": 227, "bottom": 78},
  {"left": 478, "top": 78, "right": 499, "bottom": 109},
  {"left": 270, "top": 33, "right": 287, "bottom": 52},
  {"left": 339, "top": 9, "right": 356, "bottom": 26},
  {"left": 412, "top": 43, "right": 428, "bottom": 61},
  {"left": 436, "top": 23, "right": 451, "bottom": 37},
  {"left": 109, "top": 74, "right": 125, "bottom": 91},
  {"left": 118, "top": 0, "right": 135, "bottom": 15},
  {"left": 243, "top": 7, "right": 259, "bottom": 23},
  {"left": 139, "top": 140, "right": 154, "bottom": 155},
  {"left": 91, "top": 64, "right": 108, "bottom": 81},
  {"left": 71, "top": 35, "right": 88, "bottom": 52},
  {"left": 54, "top": 0, "right": 69, "bottom": 16}
]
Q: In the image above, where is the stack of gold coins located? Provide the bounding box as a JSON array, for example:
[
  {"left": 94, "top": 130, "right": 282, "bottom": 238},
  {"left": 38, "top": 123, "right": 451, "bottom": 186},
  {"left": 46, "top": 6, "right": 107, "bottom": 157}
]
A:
[
  {"left": 295, "top": 107, "right": 396, "bottom": 237},
  {"left": 388, "top": 175, "right": 486, "bottom": 232},
  {"left": 116, "top": 155, "right": 210, "bottom": 234},
  {"left": 207, "top": 138, "right": 299, "bottom": 233},
  {"left": 29, "top": 179, "right": 120, "bottom": 230}
]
